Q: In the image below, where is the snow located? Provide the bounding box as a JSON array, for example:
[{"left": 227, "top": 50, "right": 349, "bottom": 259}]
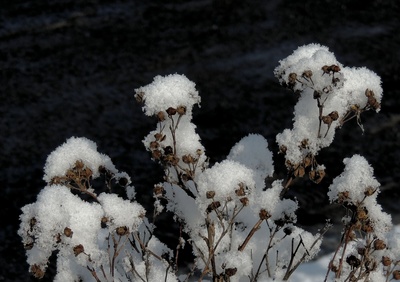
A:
[
  {"left": 43, "top": 136, "right": 118, "bottom": 183},
  {"left": 134, "top": 73, "right": 200, "bottom": 117},
  {"left": 274, "top": 43, "right": 382, "bottom": 165}
]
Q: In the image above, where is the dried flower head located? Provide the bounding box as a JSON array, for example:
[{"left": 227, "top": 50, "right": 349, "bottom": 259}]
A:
[
  {"left": 166, "top": 107, "right": 177, "bottom": 116},
  {"left": 135, "top": 91, "right": 145, "bottom": 103},
  {"left": 382, "top": 256, "right": 392, "bottom": 266},
  {"left": 157, "top": 111, "right": 166, "bottom": 121},
  {"left": 259, "top": 209, "right": 271, "bottom": 220},
  {"left": 373, "top": 239, "right": 386, "bottom": 250},
  {"left": 302, "top": 70, "right": 313, "bottom": 79},
  {"left": 207, "top": 201, "right": 221, "bottom": 213},
  {"left": 393, "top": 270, "right": 400, "bottom": 280},
  {"left": 225, "top": 268, "right": 237, "bottom": 277},
  {"left": 240, "top": 197, "right": 249, "bottom": 206},
  {"left": 206, "top": 191, "right": 215, "bottom": 199},
  {"left": 153, "top": 185, "right": 164, "bottom": 196},
  {"left": 73, "top": 244, "right": 84, "bottom": 256},
  {"left": 177, "top": 105, "right": 187, "bottom": 115},
  {"left": 64, "top": 227, "right": 73, "bottom": 238},
  {"left": 288, "top": 73, "right": 297, "bottom": 85},
  {"left": 116, "top": 226, "right": 129, "bottom": 236},
  {"left": 30, "top": 264, "right": 45, "bottom": 279}
]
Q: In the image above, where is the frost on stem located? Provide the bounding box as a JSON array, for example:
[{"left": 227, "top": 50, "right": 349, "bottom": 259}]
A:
[{"left": 274, "top": 43, "right": 382, "bottom": 180}]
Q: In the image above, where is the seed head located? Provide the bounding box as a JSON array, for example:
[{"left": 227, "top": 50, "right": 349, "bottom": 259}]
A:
[
  {"left": 382, "top": 256, "right": 392, "bottom": 266},
  {"left": 73, "top": 244, "right": 84, "bottom": 256},
  {"left": 116, "top": 226, "right": 129, "bottom": 236},
  {"left": 64, "top": 227, "right": 73, "bottom": 238},
  {"left": 240, "top": 197, "right": 249, "bottom": 206},
  {"left": 166, "top": 107, "right": 177, "bottom": 116},
  {"left": 259, "top": 209, "right": 271, "bottom": 220},
  {"left": 288, "top": 73, "right": 297, "bottom": 85},
  {"left": 30, "top": 264, "right": 45, "bottom": 279},
  {"left": 225, "top": 268, "right": 237, "bottom": 277},
  {"left": 393, "top": 270, "right": 400, "bottom": 280},
  {"left": 176, "top": 106, "right": 187, "bottom": 115},
  {"left": 206, "top": 191, "right": 215, "bottom": 199},
  {"left": 374, "top": 239, "right": 386, "bottom": 250}
]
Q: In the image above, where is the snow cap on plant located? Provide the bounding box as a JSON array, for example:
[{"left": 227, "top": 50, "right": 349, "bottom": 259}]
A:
[
  {"left": 134, "top": 73, "right": 200, "bottom": 117},
  {"left": 275, "top": 43, "right": 382, "bottom": 166},
  {"left": 43, "top": 137, "right": 120, "bottom": 183}
]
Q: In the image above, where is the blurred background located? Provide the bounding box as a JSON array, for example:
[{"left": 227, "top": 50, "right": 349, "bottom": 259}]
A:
[{"left": 1, "top": 0, "right": 399, "bottom": 280}]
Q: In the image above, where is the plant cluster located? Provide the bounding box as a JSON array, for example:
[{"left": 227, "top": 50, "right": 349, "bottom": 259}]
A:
[{"left": 19, "top": 44, "right": 399, "bottom": 281}]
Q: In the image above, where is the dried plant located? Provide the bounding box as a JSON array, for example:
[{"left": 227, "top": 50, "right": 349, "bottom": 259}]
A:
[{"left": 19, "top": 44, "right": 399, "bottom": 282}]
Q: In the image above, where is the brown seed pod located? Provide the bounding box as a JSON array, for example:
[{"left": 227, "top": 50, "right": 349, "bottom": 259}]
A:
[
  {"left": 152, "top": 150, "right": 162, "bottom": 160},
  {"left": 154, "top": 133, "right": 164, "bottom": 141},
  {"left": 365, "top": 89, "right": 375, "bottom": 97},
  {"left": 309, "top": 169, "right": 325, "bottom": 184},
  {"left": 182, "top": 154, "right": 194, "bottom": 164},
  {"left": 374, "top": 239, "right": 386, "bottom": 250},
  {"left": 164, "top": 154, "right": 179, "bottom": 166},
  {"left": 225, "top": 268, "right": 237, "bottom": 277},
  {"left": 259, "top": 209, "right": 271, "bottom": 220},
  {"left": 73, "top": 244, "right": 84, "bottom": 256},
  {"left": 206, "top": 191, "right": 215, "bottom": 199},
  {"left": 116, "top": 226, "right": 129, "bottom": 236},
  {"left": 357, "top": 207, "right": 368, "bottom": 221},
  {"left": 157, "top": 111, "right": 166, "bottom": 121},
  {"left": 64, "top": 227, "right": 73, "bottom": 238},
  {"left": 300, "top": 139, "right": 309, "bottom": 149},
  {"left": 235, "top": 183, "right": 246, "bottom": 196},
  {"left": 346, "top": 255, "right": 361, "bottom": 269},
  {"left": 330, "top": 65, "right": 341, "bottom": 73},
  {"left": 101, "top": 217, "right": 108, "bottom": 228},
  {"left": 166, "top": 107, "right": 177, "bottom": 116},
  {"left": 207, "top": 201, "right": 221, "bottom": 213},
  {"left": 367, "top": 95, "right": 380, "bottom": 110},
  {"left": 154, "top": 185, "right": 164, "bottom": 196},
  {"left": 240, "top": 197, "right": 249, "bottom": 206},
  {"left": 176, "top": 106, "right": 187, "bottom": 115},
  {"left": 288, "top": 73, "right": 297, "bottom": 85},
  {"left": 75, "top": 160, "right": 84, "bottom": 170},
  {"left": 313, "top": 90, "right": 321, "bottom": 99},
  {"left": 321, "top": 65, "right": 330, "bottom": 74},
  {"left": 135, "top": 91, "right": 145, "bottom": 103},
  {"left": 294, "top": 165, "right": 305, "bottom": 177},
  {"left": 322, "top": 115, "right": 332, "bottom": 125},
  {"left": 393, "top": 270, "right": 400, "bottom": 280},
  {"left": 150, "top": 141, "right": 159, "bottom": 150},
  {"left": 303, "top": 156, "right": 312, "bottom": 168},
  {"left": 364, "top": 186, "right": 376, "bottom": 196},
  {"left": 302, "top": 70, "right": 313, "bottom": 79},
  {"left": 382, "top": 256, "right": 392, "bottom": 266},
  {"left": 30, "top": 264, "right": 45, "bottom": 279},
  {"left": 329, "top": 111, "right": 339, "bottom": 121},
  {"left": 337, "top": 191, "right": 350, "bottom": 204},
  {"left": 362, "top": 221, "right": 374, "bottom": 233},
  {"left": 279, "top": 145, "right": 287, "bottom": 154}
]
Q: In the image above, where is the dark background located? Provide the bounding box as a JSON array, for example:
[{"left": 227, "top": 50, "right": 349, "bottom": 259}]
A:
[{"left": 1, "top": 0, "right": 399, "bottom": 280}]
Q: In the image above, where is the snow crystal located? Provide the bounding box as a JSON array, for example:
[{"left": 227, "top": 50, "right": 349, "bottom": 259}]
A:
[
  {"left": 135, "top": 73, "right": 200, "bottom": 116},
  {"left": 43, "top": 137, "right": 117, "bottom": 183}
]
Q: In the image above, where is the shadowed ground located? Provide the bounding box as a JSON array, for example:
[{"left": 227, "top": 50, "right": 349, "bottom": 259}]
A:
[{"left": 1, "top": 0, "right": 399, "bottom": 280}]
